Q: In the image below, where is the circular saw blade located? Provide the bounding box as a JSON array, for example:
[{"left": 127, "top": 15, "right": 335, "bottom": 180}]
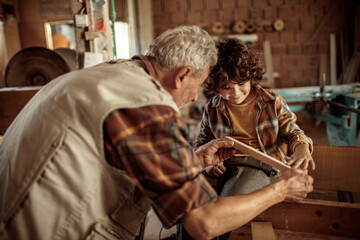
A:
[
  {"left": 4, "top": 46, "right": 70, "bottom": 87},
  {"left": 54, "top": 48, "right": 78, "bottom": 72}
]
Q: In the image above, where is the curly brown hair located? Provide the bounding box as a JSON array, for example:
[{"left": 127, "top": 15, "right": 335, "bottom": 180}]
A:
[{"left": 203, "top": 37, "right": 265, "bottom": 98}]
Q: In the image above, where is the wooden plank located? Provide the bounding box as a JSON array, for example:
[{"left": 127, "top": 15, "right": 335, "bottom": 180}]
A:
[
  {"left": 306, "top": 188, "right": 339, "bottom": 202},
  {"left": 229, "top": 223, "right": 252, "bottom": 240},
  {"left": 330, "top": 34, "right": 337, "bottom": 85},
  {"left": 225, "top": 136, "right": 290, "bottom": 172},
  {"left": 229, "top": 223, "right": 360, "bottom": 240},
  {"left": 343, "top": 47, "right": 360, "bottom": 84},
  {"left": 251, "top": 222, "right": 275, "bottom": 240},
  {"left": 310, "top": 145, "right": 360, "bottom": 192},
  {"left": 255, "top": 199, "right": 360, "bottom": 238},
  {"left": 319, "top": 54, "right": 328, "bottom": 86},
  {"left": 308, "top": 4, "right": 336, "bottom": 42},
  {"left": 340, "top": 31, "right": 347, "bottom": 84},
  {"left": 274, "top": 228, "right": 359, "bottom": 240},
  {"left": 137, "top": 0, "right": 154, "bottom": 54},
  {"left": 0, "top": 87, "right": 39, "bottom": 131},
  {"left": 263, "top": 40, "right": 275, "bottom": 88}
]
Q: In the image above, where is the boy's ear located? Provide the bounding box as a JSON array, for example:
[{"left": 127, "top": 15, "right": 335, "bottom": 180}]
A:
[{"left": 175, "top": 66, "right": 192, "bottom": 89}]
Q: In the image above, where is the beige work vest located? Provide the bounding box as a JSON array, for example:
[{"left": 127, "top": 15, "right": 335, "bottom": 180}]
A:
[{"left": 0, "top": 59, "right": 179, "bottom": 239}]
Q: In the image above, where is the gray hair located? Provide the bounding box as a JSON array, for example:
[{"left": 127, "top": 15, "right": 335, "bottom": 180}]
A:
[{"left": 145, "top": 25, "right": 217, "bottom": 77}]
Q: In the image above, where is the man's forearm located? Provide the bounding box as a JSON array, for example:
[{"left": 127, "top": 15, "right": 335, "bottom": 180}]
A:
[
  {"left": 182, "top": 169, "right": 313, "bottom": 240},
  {"left": 182, "top": 181, "right": 283, "bottom": 240}
]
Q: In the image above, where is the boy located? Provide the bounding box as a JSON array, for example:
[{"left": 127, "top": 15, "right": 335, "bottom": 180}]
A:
[{"left": 197, "top": 37, "right": 315, "bottom": 198}]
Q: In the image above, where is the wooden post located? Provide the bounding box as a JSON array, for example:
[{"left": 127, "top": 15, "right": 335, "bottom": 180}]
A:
[
  {"left": 263, "top": 40, "right": 275, "bottom": 88},
  {"left": 329, "top": 34, "right": 337, "bottom": 85}
]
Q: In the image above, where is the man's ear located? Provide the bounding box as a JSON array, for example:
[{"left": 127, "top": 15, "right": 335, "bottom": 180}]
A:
[{"left": 175, "top": 66, "right": 192, "bottom": 89}]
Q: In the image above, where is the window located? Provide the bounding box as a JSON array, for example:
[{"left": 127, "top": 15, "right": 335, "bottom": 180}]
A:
[{"left": 114, "top": 21, "right": 130, "bottom": 59}]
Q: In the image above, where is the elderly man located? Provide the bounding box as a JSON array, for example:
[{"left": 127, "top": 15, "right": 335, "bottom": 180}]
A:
[{"left": 0, "top": 26, "right": 313, "bottom": 240}]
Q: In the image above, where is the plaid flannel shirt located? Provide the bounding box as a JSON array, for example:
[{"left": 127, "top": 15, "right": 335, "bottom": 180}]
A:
[
  {"left": 103, "top": 105, "right": 217, "bottom": 227},
  {"left": 196, "top": 84, "right": 313, "bottom": 161}
]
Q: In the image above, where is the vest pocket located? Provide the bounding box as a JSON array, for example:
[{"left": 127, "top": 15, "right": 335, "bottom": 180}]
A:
[
  {"left": 85, "top": 221, "right": 134, "bottom": 240},
  {"left": 110, "top": 188, "right": 151, "bottom": 237}
]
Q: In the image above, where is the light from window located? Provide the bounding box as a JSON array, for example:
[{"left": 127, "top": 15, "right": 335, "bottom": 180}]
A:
[{"left": 115, "top": 22, "right": 130, "bottom": 59}]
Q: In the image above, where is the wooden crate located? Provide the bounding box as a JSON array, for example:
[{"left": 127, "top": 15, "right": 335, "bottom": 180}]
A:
[{"left": 0, "top": 87, "right": 39, "bottom": 131}]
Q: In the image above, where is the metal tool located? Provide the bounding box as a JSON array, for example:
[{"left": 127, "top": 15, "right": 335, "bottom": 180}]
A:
[{"left": 273, "top": 81, "right": 360, "bottom": 146}]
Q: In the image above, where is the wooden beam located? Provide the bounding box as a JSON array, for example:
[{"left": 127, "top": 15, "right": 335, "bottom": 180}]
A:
[
  {"left": 251, "top": 222, "right": 276, "bottom": 240},
  {"left": 225, "top": 136, "right": 290, "bottom": 171},
  {"left": 255, "top": 199, "right": 360, "bottom": 238}
]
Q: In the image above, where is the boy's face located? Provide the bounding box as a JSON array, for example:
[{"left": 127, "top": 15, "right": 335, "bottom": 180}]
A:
[{"left": 218, "top": 81, "right": 252, "bottom": 105}]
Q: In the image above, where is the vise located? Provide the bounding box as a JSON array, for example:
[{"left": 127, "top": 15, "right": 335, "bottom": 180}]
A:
[{"left": 273, "top": 83, "right": 360, "bottom": 146}]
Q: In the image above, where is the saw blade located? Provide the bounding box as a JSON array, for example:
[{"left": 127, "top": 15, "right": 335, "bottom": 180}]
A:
[{"left": 4, "top": 46, "right": 70, "bottom": 87}]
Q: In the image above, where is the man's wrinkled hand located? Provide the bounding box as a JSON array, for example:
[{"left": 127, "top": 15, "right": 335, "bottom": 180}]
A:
[
  {"left": 196, "top": 138, "right": 236, "bottom": 167},
  {"left": 274, "top": 168, "right": 314, "bottom": 202},
  {"left": 205, "top": 162, "right": 226, "bottom": 177}
]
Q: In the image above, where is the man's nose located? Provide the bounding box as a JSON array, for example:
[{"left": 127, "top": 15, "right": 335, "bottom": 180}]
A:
[{"left": 192, "top": 92, "right": 198, "bottom": 102}]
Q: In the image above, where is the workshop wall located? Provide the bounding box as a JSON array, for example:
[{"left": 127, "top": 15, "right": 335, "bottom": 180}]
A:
[
  {"left": 152, "top": 0, "right": 355, "bottom": 88},
  {"left": 2, "top": 0, "right": 357, "bottom": 88},
  {"left": 3, "top": 0, "right": 127, "bottom": 51}
]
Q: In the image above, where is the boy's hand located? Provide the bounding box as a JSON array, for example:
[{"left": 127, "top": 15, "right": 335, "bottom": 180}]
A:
[
  {"left": 205, "top": 162, "right": 226, "bottom": 177},
  {"left": 285, "top": 143, "right": 315, "bottom": 170}
]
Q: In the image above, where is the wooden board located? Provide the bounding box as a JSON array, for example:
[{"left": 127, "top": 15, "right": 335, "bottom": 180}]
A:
[
  {"left": 0, "top": 87, "right": 39, "bottom": 131},
  {"left": 251, "top": 222, "right": 276, "bottom": 240},
  {"left": 330, "top": 34, "right": 337, "bottom": 85},
  {"left": 263, "top": 40, "right": 275, "bottom": 88},
  {"left": 255, "top": 199, "right": 360, "bottom": 238},
  {"left": 310, "top": 145, "right": 360, "bottom": 193},
  {"left": 319, "top": 54, "right": 328, "bottom": 85},
  {"left": 225, "top": 136, "right": 290, "bottom": 171},
  {"left": 229, "top": 223, "right": 359, "bottom": 240}
]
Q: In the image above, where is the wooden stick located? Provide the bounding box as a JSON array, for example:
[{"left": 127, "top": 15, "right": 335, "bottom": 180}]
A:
[{"left": 225, "top": 136, "right": 290, "bottom": 171}]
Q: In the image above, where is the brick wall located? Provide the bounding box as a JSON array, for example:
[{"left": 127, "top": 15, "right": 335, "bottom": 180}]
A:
[{"left": 152, "top": 0, "right": 352, "bottom": 88}]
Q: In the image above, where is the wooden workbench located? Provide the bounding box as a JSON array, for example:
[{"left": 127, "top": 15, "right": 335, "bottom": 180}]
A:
[{"left": 229, "top": 145, "right": 360, "bottom": 239}]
